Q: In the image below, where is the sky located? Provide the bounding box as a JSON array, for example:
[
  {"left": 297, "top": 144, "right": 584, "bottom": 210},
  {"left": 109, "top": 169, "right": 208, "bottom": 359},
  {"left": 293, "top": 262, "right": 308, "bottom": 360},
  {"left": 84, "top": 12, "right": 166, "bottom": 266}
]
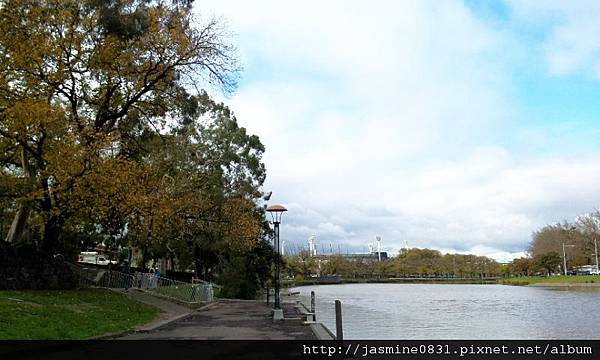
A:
[{"left": 194, "top": 0, "right": 600, "bottom": 262}]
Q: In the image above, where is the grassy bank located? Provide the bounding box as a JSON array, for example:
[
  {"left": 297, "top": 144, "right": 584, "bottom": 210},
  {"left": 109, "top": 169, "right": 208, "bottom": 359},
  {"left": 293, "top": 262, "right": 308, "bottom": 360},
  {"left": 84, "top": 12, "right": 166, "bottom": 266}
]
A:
[
  {"left": 0, "top": 289, "right": 160, "bottom": 339},
  {"left": 499, "top": 275, "right": 600, "bottom": 286}
]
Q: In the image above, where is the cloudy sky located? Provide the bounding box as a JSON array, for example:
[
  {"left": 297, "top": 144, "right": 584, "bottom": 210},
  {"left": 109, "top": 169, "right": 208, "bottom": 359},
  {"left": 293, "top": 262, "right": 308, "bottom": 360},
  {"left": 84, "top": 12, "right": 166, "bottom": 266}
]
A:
[{"left": 195, "top": 0, "right": 600, "bottom": 262}]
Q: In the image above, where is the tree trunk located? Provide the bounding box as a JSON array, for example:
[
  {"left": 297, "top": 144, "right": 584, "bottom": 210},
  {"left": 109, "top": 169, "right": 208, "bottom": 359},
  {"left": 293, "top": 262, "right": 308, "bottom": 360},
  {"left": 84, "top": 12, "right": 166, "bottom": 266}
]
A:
[
  {"left": 5, "top": 148, "right": 36, "bottom": 244},
  {"left": 4, "top": 201, "right": 32, "bottom": 244},
  {"left": 42, "top": 215, "right": 64, "bottom": 253}
]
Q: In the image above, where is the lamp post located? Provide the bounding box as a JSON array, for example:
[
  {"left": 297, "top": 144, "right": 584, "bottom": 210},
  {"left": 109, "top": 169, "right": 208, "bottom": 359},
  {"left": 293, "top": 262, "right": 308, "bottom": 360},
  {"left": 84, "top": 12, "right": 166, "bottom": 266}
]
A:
[
  {"left": 593, "top": 236, "right": 599, "bottom": 274},
  {"left": 266, "top": 204, "right": 287, "bottom": 320}
]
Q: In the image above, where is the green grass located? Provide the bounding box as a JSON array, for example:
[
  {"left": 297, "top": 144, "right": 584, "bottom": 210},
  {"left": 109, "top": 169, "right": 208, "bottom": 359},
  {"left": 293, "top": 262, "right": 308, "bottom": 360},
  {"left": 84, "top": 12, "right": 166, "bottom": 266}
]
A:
[
  {"left": 0, "top": 289, "right": 160, "bottom": 339},
  {"left": 153, "top": 283, "right": 200, "bottom": 302},
  {"left": 499, "top": 275, "right": 600, "bottom": 286}
]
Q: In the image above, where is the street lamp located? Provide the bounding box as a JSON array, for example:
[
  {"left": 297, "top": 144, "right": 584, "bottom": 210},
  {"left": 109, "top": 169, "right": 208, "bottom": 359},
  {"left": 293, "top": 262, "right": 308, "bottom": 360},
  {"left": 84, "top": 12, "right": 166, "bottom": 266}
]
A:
[{"left": 266, "top": 204, "right": 287, "bottom": 320}]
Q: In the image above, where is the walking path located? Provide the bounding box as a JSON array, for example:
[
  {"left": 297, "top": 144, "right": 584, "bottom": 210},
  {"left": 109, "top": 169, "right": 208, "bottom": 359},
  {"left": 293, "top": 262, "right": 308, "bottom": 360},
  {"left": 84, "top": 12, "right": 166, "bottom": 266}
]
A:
[
  {"left": 117, "top": 300, "right": 317, "bottom": 339},
  {"left": 112, "top": 289, "right": 193, "bottom": 331}
]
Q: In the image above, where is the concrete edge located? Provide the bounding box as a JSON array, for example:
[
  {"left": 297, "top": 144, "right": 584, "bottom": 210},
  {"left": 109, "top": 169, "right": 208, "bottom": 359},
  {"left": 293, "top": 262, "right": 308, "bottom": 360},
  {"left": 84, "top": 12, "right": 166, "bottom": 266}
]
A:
[
  {"left": 217, "top": 297, "right": 262, "bottom": 303},
  {"left": 136, "top": 311, "right": 194, "bottom": 332},
  {"left": 310, "top": 323, "right": 336, "bottom": 340},
  {"left": 197, "top": 301, "right": 220, "bottom": 311},
  {"left": 529, "top": 282, "right": 600, "bottom": 287},
  {"left": 87, "top": 329, "right": 136, "bottom": 340}
]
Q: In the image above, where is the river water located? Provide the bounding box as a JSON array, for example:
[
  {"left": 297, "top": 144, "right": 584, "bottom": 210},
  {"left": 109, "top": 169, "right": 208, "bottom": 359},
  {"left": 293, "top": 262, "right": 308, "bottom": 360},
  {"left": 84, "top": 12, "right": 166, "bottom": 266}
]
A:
[{"left": 293, "top": 283, "right": 600, "bottom": 339}]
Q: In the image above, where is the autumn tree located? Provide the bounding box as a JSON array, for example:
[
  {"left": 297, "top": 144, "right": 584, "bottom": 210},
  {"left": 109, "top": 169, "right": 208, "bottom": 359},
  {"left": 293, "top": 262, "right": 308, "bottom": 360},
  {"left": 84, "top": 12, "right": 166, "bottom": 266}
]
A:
[
  {"left": 508, "top": 257, "right": 533, "bottom": 276},
  {"left": 392, "top": 248, "right": 503, "bottom": 278},
  {"left": 321, "top": 255, "right": 351, "bottom": 276},
  {"left": 0, "top": 1, "right": 278, "bottom": 296},
  {"left": 529, "top": 219, "right": 597, "bottom": 270},
  {"left": 0, "top": 0, "right": 238, "bottom": 252}
]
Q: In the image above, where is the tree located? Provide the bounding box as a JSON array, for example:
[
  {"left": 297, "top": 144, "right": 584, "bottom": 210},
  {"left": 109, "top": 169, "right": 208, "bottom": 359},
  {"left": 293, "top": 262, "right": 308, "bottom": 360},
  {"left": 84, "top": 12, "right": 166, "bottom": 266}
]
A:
[
  {"left": 508, "top": 257, "right": 533, "bottom": 276},
  {"left": 529, "top": 219, "right": 597, "bottom": 270},
  {"left": 534, "top": 251, "right": 561, "bottom": 275},
  {"left": 0, "top": 0, "right": 238, "bottom": 251},
  {"left": 0, "top": 1, "right": 278, "bottom": 295},
  {"left": 285, "top": 251, "right": 318, "bottom": 279},
  {"left": 321, "top": 255, "right": 351, "bottom": 276},
  {"left": 218, "top": 238, "right": 275, "bottom": 299},
  {"left": 529, "top": 224, "right": 566, "bottom": 258}
]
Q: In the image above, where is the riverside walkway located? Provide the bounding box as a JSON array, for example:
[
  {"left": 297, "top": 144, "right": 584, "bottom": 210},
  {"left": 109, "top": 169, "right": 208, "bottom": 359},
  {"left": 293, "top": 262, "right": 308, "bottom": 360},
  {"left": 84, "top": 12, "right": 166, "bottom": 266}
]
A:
[{"left": 117, "top": 299, "right": 318, "bottom": 340}]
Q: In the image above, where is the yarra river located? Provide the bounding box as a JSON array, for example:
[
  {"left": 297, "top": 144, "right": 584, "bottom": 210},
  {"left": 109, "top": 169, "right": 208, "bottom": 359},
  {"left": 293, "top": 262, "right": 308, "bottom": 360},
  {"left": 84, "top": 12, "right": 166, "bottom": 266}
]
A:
[{"left": 294, "top": 283, "right": 600, "bottom": 339}]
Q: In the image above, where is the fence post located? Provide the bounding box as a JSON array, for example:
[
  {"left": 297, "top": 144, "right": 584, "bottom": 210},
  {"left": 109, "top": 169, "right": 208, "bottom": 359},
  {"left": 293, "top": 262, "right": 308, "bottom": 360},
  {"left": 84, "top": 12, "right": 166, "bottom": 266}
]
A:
[
  {"left": 310, "top": 291, "right": 316, "bottom": 321},
  {"left": 335, "top": 299, "right": 343, "bottom": 340}
]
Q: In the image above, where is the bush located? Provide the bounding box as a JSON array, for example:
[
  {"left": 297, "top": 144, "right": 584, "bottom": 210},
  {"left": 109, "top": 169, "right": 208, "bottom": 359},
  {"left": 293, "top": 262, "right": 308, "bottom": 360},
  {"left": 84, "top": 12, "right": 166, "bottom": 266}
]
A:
[
  {"left": 0, "top": 242, "right": 76, "bottom": 290},
  {"left": 216, "top": 240, "right": 275, "bottom": 299}
]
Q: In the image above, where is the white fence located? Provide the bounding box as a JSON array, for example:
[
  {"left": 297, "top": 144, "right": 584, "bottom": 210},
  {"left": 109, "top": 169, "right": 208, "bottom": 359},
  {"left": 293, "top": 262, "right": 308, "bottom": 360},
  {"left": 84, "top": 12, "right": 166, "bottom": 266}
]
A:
[{"left": 74, "top": 265, "right": 214, "bottom": 304}]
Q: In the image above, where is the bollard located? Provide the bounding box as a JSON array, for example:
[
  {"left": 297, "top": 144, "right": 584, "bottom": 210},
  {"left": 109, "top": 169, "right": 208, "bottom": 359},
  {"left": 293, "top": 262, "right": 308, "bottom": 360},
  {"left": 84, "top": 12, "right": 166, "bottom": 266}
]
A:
[
  {"left": 335, "top": 299, "right": 343, "bottom": 340},
  {"left": 310, "top": 291, "right": 316, "bottom": 321}
]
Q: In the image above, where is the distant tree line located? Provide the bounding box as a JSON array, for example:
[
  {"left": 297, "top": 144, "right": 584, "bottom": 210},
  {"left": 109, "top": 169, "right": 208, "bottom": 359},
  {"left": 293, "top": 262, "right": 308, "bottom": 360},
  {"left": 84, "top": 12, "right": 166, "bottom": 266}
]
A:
[{"left": 285, "top": 248, "right": 506, "bottom": 279}]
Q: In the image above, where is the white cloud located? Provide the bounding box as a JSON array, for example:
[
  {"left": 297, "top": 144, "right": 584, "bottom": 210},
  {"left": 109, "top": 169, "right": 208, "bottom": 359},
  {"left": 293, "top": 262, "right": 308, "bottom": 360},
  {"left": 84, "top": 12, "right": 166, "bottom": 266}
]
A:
[
  {"left": 507, "top": 0, "right": 600, "bottom": 78},
  {"left": 440, "top": 245, "right": 528, "bottom": 264},
  {"left": 195, "top": 1, "right": 600, "bottom": 262}
]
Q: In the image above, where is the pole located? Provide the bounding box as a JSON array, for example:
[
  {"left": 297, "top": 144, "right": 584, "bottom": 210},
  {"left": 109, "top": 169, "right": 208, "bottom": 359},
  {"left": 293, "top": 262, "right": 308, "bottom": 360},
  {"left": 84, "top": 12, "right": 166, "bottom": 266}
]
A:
[
  {"left": 335, "top": 300, "right": 343, "bottom": 340},
  {"left": 274, "top": 222, "right": 281, "bottom": 310},
  {"left": 563, "top": 242, "right": 568, "bottom": 276},
  {"left": 595, "top": 238, "right": 599, "bottom": 274},
  {"left": 310, "top": 291, "right": 316, "bottom": 321}
]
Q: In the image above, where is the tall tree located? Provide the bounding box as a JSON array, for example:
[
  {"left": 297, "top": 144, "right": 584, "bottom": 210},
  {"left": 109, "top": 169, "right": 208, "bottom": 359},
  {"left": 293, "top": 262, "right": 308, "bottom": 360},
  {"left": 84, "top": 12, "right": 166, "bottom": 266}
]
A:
[{"left": 0, "top": 0, "right": 238, "bottom": 251}]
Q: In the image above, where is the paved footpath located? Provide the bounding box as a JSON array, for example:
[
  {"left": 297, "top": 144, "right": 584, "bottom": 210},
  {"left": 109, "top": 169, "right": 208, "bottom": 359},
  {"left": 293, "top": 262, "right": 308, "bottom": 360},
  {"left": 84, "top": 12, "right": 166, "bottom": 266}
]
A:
[
  {"left": 109, "top": 289, "right": 193, "bottom": 331},
  {"left": 117, "top": 300, "right": 316, "bottom": 340}
]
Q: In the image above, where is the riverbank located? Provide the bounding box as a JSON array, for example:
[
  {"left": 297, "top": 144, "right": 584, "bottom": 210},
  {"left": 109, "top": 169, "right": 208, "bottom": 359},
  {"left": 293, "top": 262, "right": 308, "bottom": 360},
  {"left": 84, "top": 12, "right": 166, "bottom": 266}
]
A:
[
  {"left": 499, "top": 275, "right": 600, "bottom": 286},
  {"left": 289, "top": 275, "right": 600, "bottom": 287},
  {"left": 0, "top": 289, "right": 160, "bottom": 339},
  {"left": 288, "top": 277, "right": 497, "bottom": 287}
]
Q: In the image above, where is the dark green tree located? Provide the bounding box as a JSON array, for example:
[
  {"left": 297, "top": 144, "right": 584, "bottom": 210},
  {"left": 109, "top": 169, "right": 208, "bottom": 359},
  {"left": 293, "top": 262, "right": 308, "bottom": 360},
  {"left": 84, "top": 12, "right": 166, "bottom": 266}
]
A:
[{"left": 534, "top": 251, "right": 561, "bottom": 274}]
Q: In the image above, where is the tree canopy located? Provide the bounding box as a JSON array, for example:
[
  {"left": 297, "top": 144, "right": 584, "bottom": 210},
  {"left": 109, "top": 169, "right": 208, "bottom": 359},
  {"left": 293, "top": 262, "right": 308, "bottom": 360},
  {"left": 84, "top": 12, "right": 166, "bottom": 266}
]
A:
[
  {"left": 527, "top": 212, "right": 600, "bottom": 272},
  {"left": 0, "top": 0, "right": 273, "bottom": 297}
]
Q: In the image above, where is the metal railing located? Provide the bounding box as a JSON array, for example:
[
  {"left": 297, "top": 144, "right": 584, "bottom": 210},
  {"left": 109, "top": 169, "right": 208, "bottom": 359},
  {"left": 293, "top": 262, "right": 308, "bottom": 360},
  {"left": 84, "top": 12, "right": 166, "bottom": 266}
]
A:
[
  {"left": 78, "top": 267, "right": 134, "bottom": 289},
  {"left": 70, "top": 263, "right": 214, "bottom": 304},
  {"left": 133, "top": 272, "right": 214, "bottom": 303}
]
